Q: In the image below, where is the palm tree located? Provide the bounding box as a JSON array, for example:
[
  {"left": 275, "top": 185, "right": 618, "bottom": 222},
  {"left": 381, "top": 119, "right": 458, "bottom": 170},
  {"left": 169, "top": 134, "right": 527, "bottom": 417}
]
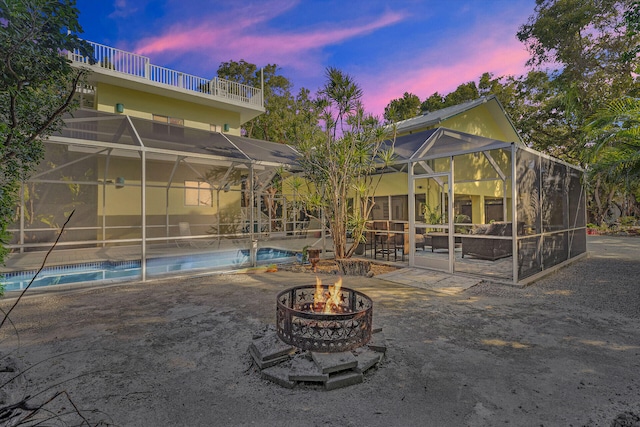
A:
[
  {"left": 297, "top": 68, "right": 394, "bottom": 259},
  {"left": 586, "top": 97, "right": 640, "bottom": 177},
  {"left": 585, "top": 97, "right": 640, "bottom": 223}
]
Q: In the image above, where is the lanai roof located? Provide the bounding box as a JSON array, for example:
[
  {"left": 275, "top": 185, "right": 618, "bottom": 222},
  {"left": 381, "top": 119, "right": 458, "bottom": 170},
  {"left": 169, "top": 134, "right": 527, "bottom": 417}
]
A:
[
  {"left": 51, "top": 109, "right": 300, "bottom": 167},
  {"left": 385, "top": 127, "right": 513, "bottom": 162}
]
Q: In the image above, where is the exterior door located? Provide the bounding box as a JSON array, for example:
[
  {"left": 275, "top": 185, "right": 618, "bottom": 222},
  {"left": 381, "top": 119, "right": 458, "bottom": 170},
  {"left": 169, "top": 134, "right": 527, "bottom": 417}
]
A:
[{"left": 411, "top": 173, "right": 453, "bottom": 272}]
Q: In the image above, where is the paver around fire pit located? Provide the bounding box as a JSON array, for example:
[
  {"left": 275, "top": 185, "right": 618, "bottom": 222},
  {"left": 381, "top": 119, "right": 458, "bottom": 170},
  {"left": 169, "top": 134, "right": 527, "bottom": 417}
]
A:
[{"left": 249, "top": 328, "right": 386, "bottom": 390}]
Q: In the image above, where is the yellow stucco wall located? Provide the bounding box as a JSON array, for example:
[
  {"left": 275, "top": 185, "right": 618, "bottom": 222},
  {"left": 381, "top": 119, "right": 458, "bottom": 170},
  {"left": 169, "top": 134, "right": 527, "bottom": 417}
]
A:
[
  {"left": 439, "top": 103, "right": 515, "bottom": 141},
  {"left": 397, "top": 101, "right": 520, "bottom": 143},
  {"left": 96, "top": 157, "right": 242, "bottom": 217},
  {"left": 95, "top": 83, "right": 242, "bottom": 135}
]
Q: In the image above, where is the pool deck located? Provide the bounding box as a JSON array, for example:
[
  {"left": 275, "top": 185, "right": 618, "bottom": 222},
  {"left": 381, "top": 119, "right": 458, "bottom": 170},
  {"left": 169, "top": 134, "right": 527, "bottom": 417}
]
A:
[{"left": 3, "top": 233, "right": 519, "bottom": 287}]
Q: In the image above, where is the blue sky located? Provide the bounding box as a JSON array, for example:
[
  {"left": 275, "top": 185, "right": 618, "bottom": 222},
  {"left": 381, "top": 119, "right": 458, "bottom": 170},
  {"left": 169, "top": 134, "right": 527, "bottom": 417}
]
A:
[{"left": 75, "top": 0, "right": 537, "bottom": 117}]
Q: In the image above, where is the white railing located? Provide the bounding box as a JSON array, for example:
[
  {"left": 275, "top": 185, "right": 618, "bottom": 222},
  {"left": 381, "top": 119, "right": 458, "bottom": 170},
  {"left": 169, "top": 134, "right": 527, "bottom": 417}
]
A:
[{"left": 70, "top": 41, "right": 263, "bottom": 108}]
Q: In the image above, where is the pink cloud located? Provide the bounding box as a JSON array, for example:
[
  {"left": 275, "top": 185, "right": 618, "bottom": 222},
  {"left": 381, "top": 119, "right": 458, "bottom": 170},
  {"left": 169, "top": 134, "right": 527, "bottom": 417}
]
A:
[
  {"left": 133, "top": 6, "right": 406, "bottom": 72},
  {"left": 360, "top": 21, "right": 532, "bottom": 118}
]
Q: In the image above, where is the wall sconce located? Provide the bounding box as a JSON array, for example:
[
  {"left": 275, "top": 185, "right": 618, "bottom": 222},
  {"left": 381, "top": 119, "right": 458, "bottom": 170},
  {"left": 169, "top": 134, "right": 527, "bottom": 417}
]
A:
[
  {"left": 115, "top": 177, "right": 125, "bottom": 188},
  {"left": 115, "top": 103, "right": 124, "bottom": 113},
  {"left": 223, "top": 123, "right": 230, "bottom": 132}
]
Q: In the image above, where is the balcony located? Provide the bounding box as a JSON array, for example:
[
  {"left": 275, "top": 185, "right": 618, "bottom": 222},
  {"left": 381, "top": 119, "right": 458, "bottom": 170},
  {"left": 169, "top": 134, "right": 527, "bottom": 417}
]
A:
[{"left": 69, "top": 41, "right": 264, "bottom": 112}]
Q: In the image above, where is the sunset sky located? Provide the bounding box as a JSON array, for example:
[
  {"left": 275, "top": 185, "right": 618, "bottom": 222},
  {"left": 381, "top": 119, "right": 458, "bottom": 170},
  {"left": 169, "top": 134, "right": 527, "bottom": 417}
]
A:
[{"left": 75, "top": 0, "right": 537, "bottom": 117}]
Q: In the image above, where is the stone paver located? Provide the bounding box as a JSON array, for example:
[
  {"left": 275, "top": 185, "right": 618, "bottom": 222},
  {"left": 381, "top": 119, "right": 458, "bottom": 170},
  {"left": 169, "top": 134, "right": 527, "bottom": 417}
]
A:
[
  {"left": 367, "top": 331, "right": 387, "bottom": 354},
  {"left": 260, "top": 363, "right": 296, "bottom": 389},
  {"left": 311, "top": 351, "right": 358, "bottom": 374},
  {"left": 325, "top": 370, "right": 363, "bottom": 391},
  {"left": 288, "top": 356, "right": 328, "bottom": 383},
  {"left": 353, "top": 347, "right": 383, "bottom": 373},
  {"left": 250, "top": 332, "right": 295, "bottom": 361}
]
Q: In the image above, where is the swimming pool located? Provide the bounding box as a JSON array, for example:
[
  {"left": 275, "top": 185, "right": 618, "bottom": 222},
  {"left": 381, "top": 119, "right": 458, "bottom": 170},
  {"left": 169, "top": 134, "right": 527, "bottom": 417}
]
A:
[{"left": 1, "top": 248, "right": 297, "bottom": 292}]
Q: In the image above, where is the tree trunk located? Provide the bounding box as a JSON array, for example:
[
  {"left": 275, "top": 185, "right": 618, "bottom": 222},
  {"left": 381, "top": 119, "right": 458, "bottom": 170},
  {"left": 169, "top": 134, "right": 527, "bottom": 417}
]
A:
[{"left": 336, "top": 259, "right": 371, "bottom": 276}]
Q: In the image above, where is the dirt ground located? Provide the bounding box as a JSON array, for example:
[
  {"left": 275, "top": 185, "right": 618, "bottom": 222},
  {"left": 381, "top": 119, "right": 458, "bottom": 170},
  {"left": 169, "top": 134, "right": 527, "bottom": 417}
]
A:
[{"left": 1, "top": 236, "right": 639, "bottom": 426}]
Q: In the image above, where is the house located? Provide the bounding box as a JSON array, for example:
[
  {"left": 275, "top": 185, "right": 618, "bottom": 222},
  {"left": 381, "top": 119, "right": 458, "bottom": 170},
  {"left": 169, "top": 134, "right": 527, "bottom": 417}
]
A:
[
  {"left": 3, "top": 41, "right": 306, "bottom": 290},
  {"left": 1, "top": 41, "right": 586, "bottom": 290}
]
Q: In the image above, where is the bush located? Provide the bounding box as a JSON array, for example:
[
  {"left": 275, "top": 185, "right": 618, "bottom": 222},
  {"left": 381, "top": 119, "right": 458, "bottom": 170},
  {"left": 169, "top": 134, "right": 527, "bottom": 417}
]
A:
[{"left": 619, "top": 216, "right": 637, "bottom": 227}]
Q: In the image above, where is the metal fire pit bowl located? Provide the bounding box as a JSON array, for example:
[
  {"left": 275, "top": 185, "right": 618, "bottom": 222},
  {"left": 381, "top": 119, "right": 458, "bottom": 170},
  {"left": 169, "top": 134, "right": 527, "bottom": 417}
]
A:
[{"left": 276, "top": 285, "right": 373, "bottom": 353}]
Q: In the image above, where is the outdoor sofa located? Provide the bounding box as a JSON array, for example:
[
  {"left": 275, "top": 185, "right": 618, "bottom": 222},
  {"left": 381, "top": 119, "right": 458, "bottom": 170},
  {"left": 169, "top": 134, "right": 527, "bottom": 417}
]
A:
[{"left": 460, "top": 222, "right": 515, "bottom": 261}]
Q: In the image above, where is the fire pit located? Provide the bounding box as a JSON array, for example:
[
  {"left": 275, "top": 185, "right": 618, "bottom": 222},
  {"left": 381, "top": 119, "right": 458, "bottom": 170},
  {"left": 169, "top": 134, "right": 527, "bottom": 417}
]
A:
[
  {"left": 276, "top": 278, "right": 373, "bottom": 352},
  {"left": 249, "top": 277, "right": 384, "bottom": 390}
]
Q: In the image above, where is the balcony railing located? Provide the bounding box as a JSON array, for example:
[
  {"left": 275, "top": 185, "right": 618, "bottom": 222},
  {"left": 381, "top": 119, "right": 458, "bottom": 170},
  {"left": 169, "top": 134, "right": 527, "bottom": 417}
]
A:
[{"left": 69, "top": 41, "right": 263, "bottom": 108}]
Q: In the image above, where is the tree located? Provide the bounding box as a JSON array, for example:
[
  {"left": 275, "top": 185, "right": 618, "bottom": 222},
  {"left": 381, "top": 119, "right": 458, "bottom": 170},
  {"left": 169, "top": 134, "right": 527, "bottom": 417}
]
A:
[
  {"left": 516, "top": 0, "right": 640, "bottom": 161},
  {"left": 217, "top": 60, "right": 299, "bottom": 144},
  {"left": 296, "top": 67, "right": 394, "bottom": 259},
  {"left": 420, "top": 81, "right": 480, "bottom": 112},
  {"left": 623, "top": 0, "right": 640, "bottom": 63},
  {"left": 0, "top": 0, "right": 93, "bottom": 265},
  {"left": 420, "top": 92, "right": 445, "bottom": 113},
  {"left": 383, "top": 92, "right": 421, "bottom": 123},
  {"left": 285, "top": 87, "right": 323, "bottom": 146},
  {"left": 515, "top": 0, "right": 640, "bottom": 224},
  {"left": 584, "top": 97, "right": 640, "bottom": 223}
]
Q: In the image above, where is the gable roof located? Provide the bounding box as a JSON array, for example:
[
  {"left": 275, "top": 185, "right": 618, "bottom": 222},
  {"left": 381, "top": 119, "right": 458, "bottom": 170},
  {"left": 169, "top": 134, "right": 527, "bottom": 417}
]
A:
[
  {"left": 392, "top": 95, "right": 523, "bottom": 145},
  {"left": 384, "top": 127, "right": 512, "bottom": 162}
]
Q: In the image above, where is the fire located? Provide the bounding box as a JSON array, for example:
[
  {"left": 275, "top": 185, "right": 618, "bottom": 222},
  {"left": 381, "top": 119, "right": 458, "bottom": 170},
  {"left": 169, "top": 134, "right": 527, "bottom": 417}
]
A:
[{"left": 313, "top": 276, "right": 343, "bottom": 313}]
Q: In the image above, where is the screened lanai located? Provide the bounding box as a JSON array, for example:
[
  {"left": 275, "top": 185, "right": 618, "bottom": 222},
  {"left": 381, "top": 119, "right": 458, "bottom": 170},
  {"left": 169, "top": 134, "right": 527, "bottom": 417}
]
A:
[
  {"left": 360, "top": 127, "right": 587, "bottom": 285},
  {"left": 3, "top": 114, "right": 586, "bottom": 290},
  {"left": 3, "top": 110, "right": 327, "bottom": 290}
]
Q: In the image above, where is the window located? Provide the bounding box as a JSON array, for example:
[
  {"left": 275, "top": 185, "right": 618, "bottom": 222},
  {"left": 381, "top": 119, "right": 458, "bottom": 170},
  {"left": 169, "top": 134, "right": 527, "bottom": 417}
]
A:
[
  {"left": 454, "top": 197, "right": 472, "bottom": 221},
  {"left": 485, "top": 198, "right": 504, "bottom": 222},
  {"left": 390, "top": 195, "right": 408, "bottom": 221},
  {"left": 152, "top": 114, "right": 168, "bottom": 124},
  {"left": 370, "top": 195, "right": 408, "bottom": 221},
  {"left": 153, "top": 114, "right": 184, "bottom": 137},
  {"left": 185, "top": 181, "right": 212, "bottom": 206},
  {"left": 370, "top": 196, "right": 389, "bottom": 220}
]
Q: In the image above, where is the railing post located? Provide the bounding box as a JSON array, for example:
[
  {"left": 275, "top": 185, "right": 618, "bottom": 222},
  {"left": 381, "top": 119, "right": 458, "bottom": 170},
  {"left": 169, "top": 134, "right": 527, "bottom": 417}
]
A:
[
  {"left": 144, "top": 58, "right": 150, "bottom": 80},
  {"left": 261, "top": 67, "right": 264, "bottom": 108}
]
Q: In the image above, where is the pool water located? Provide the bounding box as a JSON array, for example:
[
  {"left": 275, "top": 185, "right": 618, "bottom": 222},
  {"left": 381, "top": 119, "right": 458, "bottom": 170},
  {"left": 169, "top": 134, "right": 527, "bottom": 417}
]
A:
[{"left": 1, "top": 248, "right": 296, "bottom": 292}]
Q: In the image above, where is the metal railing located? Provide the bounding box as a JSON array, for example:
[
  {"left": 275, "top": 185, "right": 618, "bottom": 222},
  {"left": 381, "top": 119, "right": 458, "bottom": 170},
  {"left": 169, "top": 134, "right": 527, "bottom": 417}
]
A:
[{"left": 69, "top": 40, "right": 263, "bottom": 108}]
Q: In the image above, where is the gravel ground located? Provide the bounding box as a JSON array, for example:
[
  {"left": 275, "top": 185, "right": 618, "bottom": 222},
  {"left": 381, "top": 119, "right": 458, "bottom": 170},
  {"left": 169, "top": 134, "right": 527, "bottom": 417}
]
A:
[
  {"left": 1, "top": 235, "right": 639, "bottom": 426},
  {"left": 467, "top": 235, "right": 640, "bottom": 319}
]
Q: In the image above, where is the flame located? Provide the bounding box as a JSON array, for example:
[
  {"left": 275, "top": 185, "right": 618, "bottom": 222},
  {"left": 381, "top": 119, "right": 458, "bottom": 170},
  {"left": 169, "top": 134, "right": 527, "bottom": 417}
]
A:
[{"left": 313, "top": 276, "right": 343, "bottom": 314}]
